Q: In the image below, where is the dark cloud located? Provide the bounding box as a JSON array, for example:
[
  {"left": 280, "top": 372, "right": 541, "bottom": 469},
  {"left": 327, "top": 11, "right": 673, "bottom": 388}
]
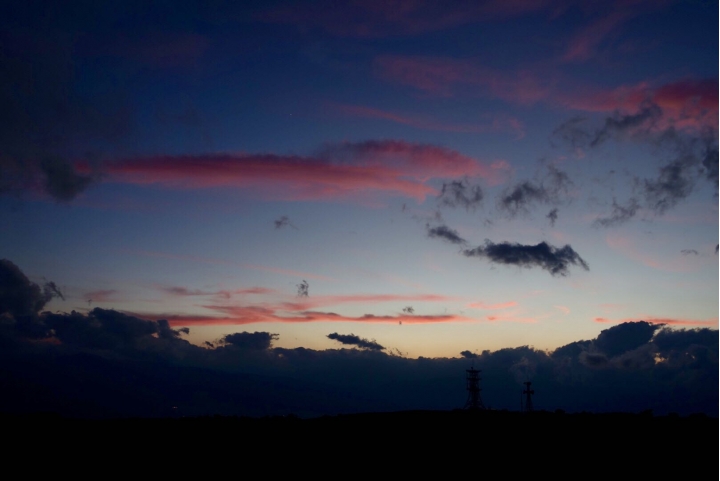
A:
[
  {"left": 593, "top": 198, "right": 640, "bottom": 228},
  {"left": 546, "top": 208, "right": 558, "bottom": 226},
  {"left": 593, "top": 321, "right": 661, "bottom": 358},
  {"left": 222, "top": 331, "right": 278, "bottom": 350},
  {"left": 590, "top": 104, "right": 663, "bottom": 147},
  {"left": 642, "top": 156, "right": 696, "bottom": 215},
  {"left": 39, "top": 156, "right": 96, "bottom": 202},
  {"left": 327, "top": 332, "right": 384, "bottom": 351},
  {"left": 579, "top": 350, "right": 608, "bottom": 368},
  {"left": 274, "top": 215, "right": 297, "bottom": 229},
  {"left": 297, "top": 280, "right": 309, "bottom": 297},
  {"left": 498, "top": 165, "right": 571, "bottom": 216},
  {"left": 463, "top": 241, "right": 589, "bottom": 276},
  {"left": 0, "top": 260, "right": 716, "bottom": 418},
  {"left": 402, "top": 306, "right": 414, "bottom": 314},
  {"left": 701, "top": 137, "right": 718, "bottom": 191},
  {"left": 437, "top": 178, "right": 483, "bottom": 210},
  {"left": 0, "top": 259, "right": 64, "bottom": 318},
  {"left": 426, "top": 224, "right": 467, "bottom": 245},
  {"left": 553, "top": 105, "right": 718, "bottom": 223},
  {"left": 681, "top": 249, "right": 699, "bottom": 256},
  {"left": 157, "top": 319, "right": 189, "bottom": 339},
  {"left": 499, "top": 181, "right": 547, "bottom": 215}
]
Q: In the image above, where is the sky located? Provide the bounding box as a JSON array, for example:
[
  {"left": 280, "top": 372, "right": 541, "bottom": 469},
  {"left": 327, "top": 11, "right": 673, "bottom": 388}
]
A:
[{"left": 0, "top": 0, "right": 717, "bottom": 370}]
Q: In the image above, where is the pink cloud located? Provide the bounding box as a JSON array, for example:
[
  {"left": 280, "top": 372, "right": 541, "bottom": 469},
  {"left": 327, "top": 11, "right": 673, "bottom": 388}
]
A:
[
  {"left": 594, "top": 317, "right": 717, "bottom": 327},
  {"left": 373, "top": 53, "right": 717, "bottom": 132},
  {"left": 329, "top": 102, "right": 525, "bottom": 137},
  {"left": 486, "top": 314, "right": 538, "bottom": 323},
  {"left": 275, "top": 293, "right": 459, "bottom": 311},
  {"left": 97, "top": 140, "right": 503, "bottom": 202},
  {"left": 467, "top": 301, "right": 518, "bottom": 310},
  {"left": 561, "top": 78, "right": 718, "bottom": 130},
  {"left": 141, "top": 309, "right": 472, "bottom": 327}
]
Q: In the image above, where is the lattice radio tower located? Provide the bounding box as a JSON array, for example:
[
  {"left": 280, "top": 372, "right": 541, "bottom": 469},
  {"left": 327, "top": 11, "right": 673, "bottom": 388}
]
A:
[
  {"left": 523, "top": 381, "right": 534, "bottom": 413},
  {"left": 464, "top": 366, "right": 486, "bottom": 410}
]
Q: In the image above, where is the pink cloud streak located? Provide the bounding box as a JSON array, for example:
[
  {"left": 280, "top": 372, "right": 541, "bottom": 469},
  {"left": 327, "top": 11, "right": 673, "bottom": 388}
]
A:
[
  {"left": 374, "top": 54, "right": 716, "bottom": 131},
  {"left": 139, "top": 310, "right": 472, "bottom": 327},
  {"left": 97, "top": 140, "right": 504, "bottom": 202}
]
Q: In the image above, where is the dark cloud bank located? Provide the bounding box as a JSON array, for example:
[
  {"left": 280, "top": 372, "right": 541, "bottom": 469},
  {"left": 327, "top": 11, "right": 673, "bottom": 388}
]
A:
[{"left": 0, "top": 259, "right": 716, "bottom": 418}]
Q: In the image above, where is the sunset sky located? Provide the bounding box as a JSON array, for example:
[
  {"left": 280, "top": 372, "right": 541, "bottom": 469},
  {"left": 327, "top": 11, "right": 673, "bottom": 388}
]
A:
[{"left": 1, "top": 0, "right": 717, "bottom": 359}]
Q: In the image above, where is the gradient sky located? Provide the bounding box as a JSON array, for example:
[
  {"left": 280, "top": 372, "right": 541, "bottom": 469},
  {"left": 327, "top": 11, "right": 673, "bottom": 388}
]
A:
[{"left": 1, "top": 0, "right": 717, "bottom": 359}]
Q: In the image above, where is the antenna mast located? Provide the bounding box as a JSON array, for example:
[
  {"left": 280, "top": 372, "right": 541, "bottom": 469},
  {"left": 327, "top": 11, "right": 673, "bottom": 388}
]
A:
[
  {"left": 464, "top": 366, "right": 486, "bottom": 410},
  {"left": 523, "top": 381, "right": 534, "bottom": 413}
]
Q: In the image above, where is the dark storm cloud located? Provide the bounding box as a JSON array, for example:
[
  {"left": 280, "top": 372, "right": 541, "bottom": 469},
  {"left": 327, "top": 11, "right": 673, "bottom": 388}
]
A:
[
  {"left": 426, "top": 224, "right": 467, "bottom": 245},
  {"left": 437, "top": 179, "right": 483, "bottom": 210},
  {"left": 593, "top": 321, "right": 661, "bottom": 358},
  {"left": 463, "top": 241, "right": 589, "bottom": 276},
  {"left": 157, "top": 319, "right": 189, "bottom": 339},
  {"left": 460, "top": 350, "right": 478, "bottom": 359},
  {"left": 0, "top": 259, "right": 64, "bottom": 318},
  {"left": 578, "top": 350, "right": 608, "bottom": 368},
  {"left": 498, "top": 165, "right": 571, "bottom": 217},
  {"left": 546, "top": 208, "right": 558, "bottom": 226},
  {"left": 222, "top": 331, "right": 279, "bottom": 350},
  {"left": 593, "top": 198, "right": 640, "bottom": 228},
  {"left": 327, "top": 332, "right": 384, "bottom": 351},
  {"left": 681, "top": 249, "right": 699, "bottom": 256}
]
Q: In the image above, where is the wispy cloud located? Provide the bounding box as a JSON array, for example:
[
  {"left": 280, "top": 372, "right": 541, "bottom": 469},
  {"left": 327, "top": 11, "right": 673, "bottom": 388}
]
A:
[
  {"left": 99, "top": 140, "right": 504, "bottom": 202},
  {"left": 144, "top": 309, "right": 473, "bottom": 327},
  {"left": 159, "top": 285, "right": 274, "bottom": 299}
]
